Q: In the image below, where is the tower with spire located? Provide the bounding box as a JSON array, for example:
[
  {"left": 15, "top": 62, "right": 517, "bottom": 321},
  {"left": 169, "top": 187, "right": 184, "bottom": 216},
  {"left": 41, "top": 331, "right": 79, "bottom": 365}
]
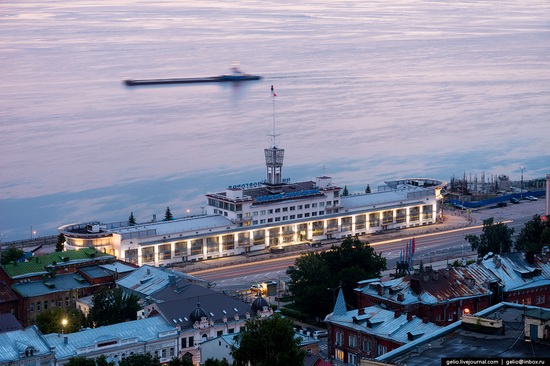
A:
[{"left": 264, "top": 85, "right": 284, "bottom": 193}]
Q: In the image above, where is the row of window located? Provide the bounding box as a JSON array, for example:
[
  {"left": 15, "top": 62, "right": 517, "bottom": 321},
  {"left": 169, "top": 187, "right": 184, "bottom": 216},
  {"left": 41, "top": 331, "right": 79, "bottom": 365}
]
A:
[
  {"left": 30, "top": 298, "right": 71, "bottom": 313},
  {"left": 252, "top": 211, "right": 326, "bottom": 225}
]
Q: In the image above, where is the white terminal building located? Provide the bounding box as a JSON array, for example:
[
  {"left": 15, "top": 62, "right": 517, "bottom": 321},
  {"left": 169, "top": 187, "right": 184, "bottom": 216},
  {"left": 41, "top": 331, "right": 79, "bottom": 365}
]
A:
[{"left": 59, "top": 140, "right": 444, "bottom": 267}]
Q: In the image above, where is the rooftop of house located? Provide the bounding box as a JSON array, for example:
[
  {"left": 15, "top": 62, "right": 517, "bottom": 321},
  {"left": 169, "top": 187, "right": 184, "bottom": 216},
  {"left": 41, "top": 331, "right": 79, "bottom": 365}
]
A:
[
  {"left": 116, "top": 264, "right": 210, "bottom": 298},
  {"left": 11, "top": 271, "right": 92, "bottom": 297},
  {"left": 0, "top": 280, "right": 18, "bottom": 303},
  {"left": 326, "top": 289, "right": 442, "bottom": 345},
  {"left": 1, "top": 248, "right": 114, "bottom": 279},
  {"left": 378, "top": 302, "right": 550, "bottom": 365},
  {"left": 481, "top": 251, "right": 550, "bottom": 292},
  {"left": 356, "top": 264, "right": 496, "bottom": 305},
  {"left": 0, "top": 325, "right": 52, "bottom": 362},
  {"left": 44, "top": 316, "right": 177, "bottom": 360},
  {"left": 0, "top": 313, "right": 23, "bottom": 333}
]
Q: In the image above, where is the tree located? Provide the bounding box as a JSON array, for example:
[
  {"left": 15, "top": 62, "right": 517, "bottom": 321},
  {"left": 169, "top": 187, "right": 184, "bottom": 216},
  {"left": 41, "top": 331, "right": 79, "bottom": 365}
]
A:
[
  {"left": 231, "top": 314, "right": 305, "bottom": 366},
  {"left": 0, "top": 247, "right": 25, "bottom": 264},
  {"left": 66, "top": 355, "right": 114, "bottom": 366},
  {"left": 342, "top": 185, "right": 349, "bottom": 196},
  {"left": 203, "top": 359, "right": 230, "bottom": 366},
  {"left": 35, "top": 307, "right": 86, "bottom": 334},
  {"left": 465, "top": 217, "right": 514, "bottom": 257},
  {"left": 119, "top": 353, "right": 160, "bottom": 366},
  {"left": 168, "top": 356, "right": 194, "bottom": 366},
  {"left": 515, "top": 214, "right": 550, "bottom": 252},
  {"left": 56, "top": 233, "right": 66, "bottom": 252},
  {"left": 287, "top": 252, "right": 332, "bottom": 320},
  {"left": 164, "top": 207, "right": 174, "bottom": 221},
  {"left": 287, "top": 236, "right": 386, "bottom": 319},
  {"left": 128, "top": 212, "right": 137, "bottom": 226},
  {"left": 365, "top": 184, "right": 371, "bottom": 194},
  {"left": 88, "top": 287, "right": 141, "bottom": 327}
]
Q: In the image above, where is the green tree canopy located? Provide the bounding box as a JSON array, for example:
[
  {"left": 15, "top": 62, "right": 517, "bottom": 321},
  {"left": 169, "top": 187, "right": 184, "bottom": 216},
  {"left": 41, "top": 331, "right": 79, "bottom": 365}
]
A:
[
  {"left": 231, "top": 315, "right": 305, "bottom": 366},
  {"left": 168, "top": 355, "right": 194, "bottom": 366},
  {"left": 56, "top": 233, "right": 66, "bottom": 252},
  {"left": 164, "top": 207, "right": 174, "bottom": 221},
  {"left": 203, "top": 359, "right": 230, "bottom": 366},
  {"left": 515, "top": 214, "right": 550, "bottom": 252},
  {"left": 66, "top": 355, "right": 114, "bottom": 366},
  {"left": 287, "top": 236, "right": 386, "bottom": 320},
  {"left": 119, "top": 353, "right": 160, "bottom": 366},
  {"left": 1, "top": 247, "right": 25, "bottom": 265},
  {"left": 35, "top": 307, "right": 86, "bottom": 335},
  {"left": 88, "top": 287, "right": 141, "bottom": 327},
  {"left": 128, "top": 212, "right": 137, "bottom": 226},
  {"left": 342, "top": 185, "right": 349, "bottom": 196},
  {"left": 465, "top": 217, "right": 514, "bottom": 257}
]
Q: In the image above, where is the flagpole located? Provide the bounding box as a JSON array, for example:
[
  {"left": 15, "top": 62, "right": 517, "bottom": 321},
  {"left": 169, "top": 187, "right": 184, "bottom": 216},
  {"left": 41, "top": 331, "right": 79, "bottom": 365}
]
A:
[{"left": 270, "top": 85, "right": 277, "bottom": 148}]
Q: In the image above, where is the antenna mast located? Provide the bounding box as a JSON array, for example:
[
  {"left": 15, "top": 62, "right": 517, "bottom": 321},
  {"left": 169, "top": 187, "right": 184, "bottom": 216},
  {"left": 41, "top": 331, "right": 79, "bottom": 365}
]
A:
[{"left": 270, "top": 85, "right": 279, "bottom": 148}]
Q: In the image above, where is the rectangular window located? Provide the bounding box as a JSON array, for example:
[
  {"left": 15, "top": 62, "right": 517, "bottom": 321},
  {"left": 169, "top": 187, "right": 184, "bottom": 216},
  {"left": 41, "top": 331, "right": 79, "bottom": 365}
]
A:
[
  {"left": 253, "top": 220, "right": 258, "bottom": 225},
  {"left": 170, "top": 348, "right": 174, "bottom": 357},
  {"left": 377, "top": 345, "right": 387, "bottom": 356},
  {"left": 275, "top": 217, "right": 281, "bottom": 222},
  {"left": 37, "top": 302, "right": 41, "bottom": 312},
  {"left": 260, "top": 219, "right": 266, "bottom": 224},
  {"left": 298, "top": 205, "right": 303, "bottom": 210},
  {"left": 290, "top": 206, "right": 295, "bottom": 211},
  {"left": 312, "top": 203, "right": 318, "bottom": 207},
  {"left": 189, "top": 336, "right": 194, "bottom": 347},
  {"left": 348, "top": 335, "right": 357, "bottom": 348},
  {"left": 304, "top": 204, "right": 310, "bottom": 209},
  {"left": 297, "top": 214, "right": 303, "bottom": 218},
  {"left": 217, "top": 330, "right": 223, "bottom": 337},
  {"left": 30, "top": 303, "right": 34, "bottom": 312},
  {"left": 320, "top": 202, "right": 325, "bottom": 207},
  {"left": 253, "top": 211, "right": 258, "bottom": 216},
  {"left": 319, "top": 211, "right": 325, "bottom": 215},
  {"left": 333, "top": 200, "right": 339, "bottom": 205},
  {"left": 290, "top": 215, "right": 295, "bottom": 219},
  {"left": 261, "top": 210, "right": 266, "bottom": 215},
  {"left": 348, "top": 354, "right": 357, "bottom": 364},
  {"left": 304, "top": 213, "right": 310, "bottom": 217},
  {"left": 182, "top": 338, "right": 187, "bottom": 348},
  {"left": 275, "top": 208, "right": 281, "bottom": 213},
  {"left": 282, "top": 207, "right": 288, "bottom": 212},
  {"left": 268, "top": 209, "right": 273, "bottom": 214},
  {"left": 161, "top": 349, "right": 166, "bottom": 358},
  {"left": 335, "top": 349, "right": 344, "bottom": 361},
  {"left": 44, "top": 301, "right": 48, "bottom": 310},
  {"left": 311, "top": 212, "right": 317, "bottom": 216},
  {"left": 65, "top": 297, "right": 69, "bottom": 306},
  {"left": 282, "top": 216, "right": 288, "bottom": 220}
]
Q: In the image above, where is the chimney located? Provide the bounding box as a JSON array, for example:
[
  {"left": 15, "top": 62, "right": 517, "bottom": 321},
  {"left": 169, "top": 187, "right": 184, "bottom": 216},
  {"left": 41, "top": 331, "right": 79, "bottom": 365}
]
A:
[
  {"left": 64, "top": 336, "right": 68, "bottom": 345},
  {"left": 495, "top": 256, "right": 502, "bottom": 268},
  {"left": 377, "top": 285, "right": 384, "bottom": 296},
  {"left": 526, "top": 251, "right": 535, "bottom": 264},
  {"left": 397, "top": 293, "right": 405, "bottom": 302},
  {"left": 410, "top": 278, "right": 421, "bottom": 294},
  {"left": 394, "top": 310, "right": 401, "bottom": 318},
  {"left": 358, "top": 308, "right": 365, "bottom": 316},
  {"left": 444, "top": 268, "right": 450, "bottom": 278},
  {"left": 422, "top": 317, "right": 429, "bottom": 323},
  {"left": 422, "top": 273, "right": 430, "bottom": 282},
  {"left": 168, "top": 274, "right": 176, "bottom": 286},
  {"left": 407, "top": 313, "right": 413, "bottom": 321},
  {"left": 432, "top": 271, "right": 439, "bottom": 281}
]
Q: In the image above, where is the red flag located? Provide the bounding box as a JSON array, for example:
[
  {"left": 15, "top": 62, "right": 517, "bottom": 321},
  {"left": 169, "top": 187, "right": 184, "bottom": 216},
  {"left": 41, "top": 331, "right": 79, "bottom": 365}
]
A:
[
  {"left": 271, "top": 85, "right": 276, "bottom": 96},
  {"left": 411, "top": 237, "right": 416, "bottom": 254}
]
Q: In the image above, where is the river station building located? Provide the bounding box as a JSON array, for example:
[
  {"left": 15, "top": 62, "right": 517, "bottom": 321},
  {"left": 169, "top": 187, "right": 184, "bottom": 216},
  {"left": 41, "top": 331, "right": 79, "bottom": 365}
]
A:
[{"left": 59, "top": 142, "right": 443, "bottom": 267}]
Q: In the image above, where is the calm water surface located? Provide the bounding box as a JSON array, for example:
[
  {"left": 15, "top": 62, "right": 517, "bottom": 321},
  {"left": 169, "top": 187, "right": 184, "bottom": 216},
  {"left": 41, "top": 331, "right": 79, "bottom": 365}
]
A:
[{"left": 1, "top": 0, "right": 549, "bottom": 240}]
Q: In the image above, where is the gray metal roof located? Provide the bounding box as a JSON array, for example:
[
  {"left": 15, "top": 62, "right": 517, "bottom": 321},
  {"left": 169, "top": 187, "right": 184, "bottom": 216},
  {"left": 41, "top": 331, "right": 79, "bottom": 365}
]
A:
[
  {"left": 325, "top": 305, "right": 442, "bottom": 345},
  {"left": 44, "top": 316, "right": 177, "bottom": 360},
  {"left": 482, "top": 252, "right": 550, "bottom": 291},
  {"left": 0, "top": 325, "right": 52, "bottom": 362},
  {"left": 12, "top": 272, "right": 92, "bottom": 297},
  {"left": 116, "top": 265, "right": 208, "bottom": 298}
]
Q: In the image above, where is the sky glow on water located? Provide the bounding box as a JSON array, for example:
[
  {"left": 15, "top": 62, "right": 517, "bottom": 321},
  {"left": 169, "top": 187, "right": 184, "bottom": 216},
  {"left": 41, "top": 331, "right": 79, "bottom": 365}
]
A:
[{"left": 1, "top": 0, "right": 549, "bottom": 240}]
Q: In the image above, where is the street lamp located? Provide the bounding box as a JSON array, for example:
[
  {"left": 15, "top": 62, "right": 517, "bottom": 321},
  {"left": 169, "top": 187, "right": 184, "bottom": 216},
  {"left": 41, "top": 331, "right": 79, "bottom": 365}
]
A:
[
  {"left": 61, "top": 318, "right": 68, "bottom": 334},
  {"left": 519, "top": 166, "right": 525, "bottom": 200}
]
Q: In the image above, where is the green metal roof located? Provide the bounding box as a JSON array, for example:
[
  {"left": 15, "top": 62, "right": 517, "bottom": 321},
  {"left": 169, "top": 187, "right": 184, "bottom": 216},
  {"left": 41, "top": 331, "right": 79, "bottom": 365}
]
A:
[{"left": 1, "top": 249, "right": 114, "bottom": 279}]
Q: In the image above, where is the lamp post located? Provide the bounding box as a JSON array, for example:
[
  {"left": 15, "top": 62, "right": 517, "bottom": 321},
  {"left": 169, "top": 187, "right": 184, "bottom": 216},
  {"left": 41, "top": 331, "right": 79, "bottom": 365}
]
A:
[
  {"left": 61, "top": 318, "right": 68, "bottom": 334},
  {"left": 519, "top": 166, "right": 525, "bottom": 200}
]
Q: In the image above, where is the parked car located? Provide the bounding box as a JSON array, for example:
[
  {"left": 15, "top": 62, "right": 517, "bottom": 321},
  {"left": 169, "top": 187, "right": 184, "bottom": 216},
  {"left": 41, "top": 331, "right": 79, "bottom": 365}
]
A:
[
  {"left": 525, "top": 196, "right": 538, "bottom": 201},
  {"left": 497, "top": 202, "right": 507, "bottom": 207},
  {"left": 510, "top": 198, "right": 520, "bottom": 204},
  {"left": 312, "top": 330, "right": 328, "bottom": 338}
]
